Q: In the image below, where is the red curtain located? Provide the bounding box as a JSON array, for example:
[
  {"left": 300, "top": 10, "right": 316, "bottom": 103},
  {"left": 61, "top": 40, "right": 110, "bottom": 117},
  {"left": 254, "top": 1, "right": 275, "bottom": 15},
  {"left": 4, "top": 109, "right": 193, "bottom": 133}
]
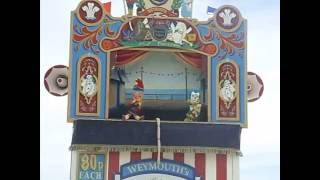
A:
[
  {"left": 110, "top": 50, "right": 147, "bottom": 66},
  {"left": 174, "top": 52, "right": 204, "bottom": 69},
  {"left": 111, "top": 50, "right": 206, "bottom": 73}
]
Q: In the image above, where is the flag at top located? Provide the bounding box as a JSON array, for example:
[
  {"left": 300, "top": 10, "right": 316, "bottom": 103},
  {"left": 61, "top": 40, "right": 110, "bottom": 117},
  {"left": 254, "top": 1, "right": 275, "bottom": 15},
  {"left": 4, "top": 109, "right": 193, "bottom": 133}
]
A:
[
  {"left": 102, "top": 0, "right": 111, "bottom": 14},
  {"left": 207, "top": 6, "right": 216, "bottom": 15}
]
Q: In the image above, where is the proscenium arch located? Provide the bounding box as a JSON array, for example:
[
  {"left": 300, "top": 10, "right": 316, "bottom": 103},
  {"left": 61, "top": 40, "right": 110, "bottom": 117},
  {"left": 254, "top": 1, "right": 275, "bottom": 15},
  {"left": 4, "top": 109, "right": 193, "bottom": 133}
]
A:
[
  {"left": 98, "top": 15, "right": 219, "bottom": 57},
  {"left": 105, "top": 46, "right": 213, "bottom": 123}
]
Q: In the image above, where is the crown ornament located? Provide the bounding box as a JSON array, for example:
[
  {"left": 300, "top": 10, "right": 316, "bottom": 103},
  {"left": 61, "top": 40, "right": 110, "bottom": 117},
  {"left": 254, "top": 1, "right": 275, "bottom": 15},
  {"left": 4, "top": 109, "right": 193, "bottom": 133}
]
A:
[
  {"left": 219, "top": 8, "right": 237, "bottom": 26},
  {"left": 82, "top": 2, "right": 100, "bottom": 20}
]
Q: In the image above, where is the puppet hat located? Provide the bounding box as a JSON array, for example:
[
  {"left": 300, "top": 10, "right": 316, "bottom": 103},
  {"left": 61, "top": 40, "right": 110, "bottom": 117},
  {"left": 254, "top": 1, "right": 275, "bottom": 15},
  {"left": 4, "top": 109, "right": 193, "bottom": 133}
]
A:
[{"left": 133, "top": 78, "right": 144, "bottom": 91}]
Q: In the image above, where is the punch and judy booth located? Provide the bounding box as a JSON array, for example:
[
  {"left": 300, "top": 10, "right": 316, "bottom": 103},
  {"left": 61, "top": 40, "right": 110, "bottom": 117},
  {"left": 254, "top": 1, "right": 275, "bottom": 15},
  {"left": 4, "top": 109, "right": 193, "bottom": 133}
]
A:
[{"left": 43, "top": 0, "right": 264, "bottom": 180}]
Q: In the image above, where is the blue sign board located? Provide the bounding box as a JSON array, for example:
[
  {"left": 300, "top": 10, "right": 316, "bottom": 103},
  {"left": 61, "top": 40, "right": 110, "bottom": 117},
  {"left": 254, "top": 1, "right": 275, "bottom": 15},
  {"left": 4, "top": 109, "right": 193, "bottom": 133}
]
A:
[
  {"left": 116, "top": 159, "right": 199, "bottom": 180},
  {"left": 79, "top": 154, "right": 105, "bottom": 180}
]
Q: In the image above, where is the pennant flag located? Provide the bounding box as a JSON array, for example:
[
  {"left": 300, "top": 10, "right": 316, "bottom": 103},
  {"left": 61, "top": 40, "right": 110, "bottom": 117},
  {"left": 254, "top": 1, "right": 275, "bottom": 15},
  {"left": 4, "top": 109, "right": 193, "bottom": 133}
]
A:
[
  {"left": 207, "top": 6, "right": 216, "bottom": 15},
  {"left": 103, "top": 1, "right": 111, "bottom": 14}
]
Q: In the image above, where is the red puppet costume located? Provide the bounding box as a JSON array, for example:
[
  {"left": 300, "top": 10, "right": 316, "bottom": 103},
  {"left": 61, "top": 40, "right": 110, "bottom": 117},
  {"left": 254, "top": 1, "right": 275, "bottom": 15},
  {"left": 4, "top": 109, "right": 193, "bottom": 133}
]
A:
[{"left": 122, "top": 79, "right": 144, "bottom": 121}]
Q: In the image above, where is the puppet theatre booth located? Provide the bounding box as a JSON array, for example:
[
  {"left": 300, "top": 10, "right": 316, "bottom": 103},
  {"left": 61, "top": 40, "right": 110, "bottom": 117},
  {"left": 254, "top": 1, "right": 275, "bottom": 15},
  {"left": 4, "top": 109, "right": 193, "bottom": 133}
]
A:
[
  {"left": 43, "top": 0, "right": 265, "bottom": 180},
  {"left": 108, "top": 50, "right": 208, "bottom": 122}
]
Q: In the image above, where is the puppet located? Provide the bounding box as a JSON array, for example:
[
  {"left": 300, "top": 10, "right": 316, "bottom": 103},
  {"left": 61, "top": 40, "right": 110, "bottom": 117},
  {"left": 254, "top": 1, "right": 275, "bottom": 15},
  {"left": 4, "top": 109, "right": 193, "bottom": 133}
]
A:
[
  {"left": 184, "top": 91, "right": 202, "bottom": 122},
  {"left": 122, "top": 79, "right": 144, "bottom": 120}
]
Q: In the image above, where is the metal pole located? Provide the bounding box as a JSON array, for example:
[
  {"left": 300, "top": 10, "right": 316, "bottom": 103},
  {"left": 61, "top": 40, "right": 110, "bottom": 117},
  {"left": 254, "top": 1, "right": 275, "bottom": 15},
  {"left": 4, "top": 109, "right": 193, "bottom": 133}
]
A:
[
  {"left": 140, "top": 66, "right": 143, "bottom": 81},
  {"left": 185, "top": 68, "right": 188, "bottom": 100}
]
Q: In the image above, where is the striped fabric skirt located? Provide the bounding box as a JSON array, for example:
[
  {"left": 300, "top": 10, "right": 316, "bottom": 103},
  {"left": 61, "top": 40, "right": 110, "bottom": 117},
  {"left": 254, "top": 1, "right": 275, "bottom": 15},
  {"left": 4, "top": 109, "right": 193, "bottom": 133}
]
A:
[{"left": 70, "top": 146, "right": 240, "bottom": 180}]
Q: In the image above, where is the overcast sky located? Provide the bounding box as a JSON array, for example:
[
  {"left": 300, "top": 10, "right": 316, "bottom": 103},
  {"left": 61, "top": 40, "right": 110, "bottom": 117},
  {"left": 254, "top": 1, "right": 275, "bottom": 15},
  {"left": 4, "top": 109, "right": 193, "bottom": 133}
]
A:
[{"left": 40, "top": 0, "right": 279, "bottom": 180}]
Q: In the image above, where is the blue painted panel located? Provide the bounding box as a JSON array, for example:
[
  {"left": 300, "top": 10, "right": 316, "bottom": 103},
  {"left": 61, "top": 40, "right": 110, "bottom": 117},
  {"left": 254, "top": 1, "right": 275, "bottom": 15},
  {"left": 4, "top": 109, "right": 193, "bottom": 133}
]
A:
[
  {"left": 78, "top": 154, "right": 105, "bottom": 180},
  {"left": 210, "top": 21, "right": 247, "bottom": 126},
  {"left": 69, "top": 13, "right": 109, "bottom": 120}
]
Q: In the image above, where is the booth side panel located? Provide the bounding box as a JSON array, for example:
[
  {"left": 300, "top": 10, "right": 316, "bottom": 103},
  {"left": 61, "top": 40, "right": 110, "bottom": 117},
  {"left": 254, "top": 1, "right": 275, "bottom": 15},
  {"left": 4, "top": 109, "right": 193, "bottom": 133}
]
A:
[{"left": 68, "top": 12, "right": 109, "bottom": 121}]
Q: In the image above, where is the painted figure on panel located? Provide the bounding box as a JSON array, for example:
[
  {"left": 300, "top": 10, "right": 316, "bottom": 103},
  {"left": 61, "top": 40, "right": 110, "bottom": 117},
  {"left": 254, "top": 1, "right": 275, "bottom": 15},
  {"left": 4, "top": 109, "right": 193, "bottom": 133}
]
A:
[
  {"left": 219, "top": 72, "right": 236, "bottom": 109},
  {"left": 80, "top": 74, "right": 97, "bottom": 97},
  {"left": 122, "top": 79, "right": 144, "bottom": 121}
]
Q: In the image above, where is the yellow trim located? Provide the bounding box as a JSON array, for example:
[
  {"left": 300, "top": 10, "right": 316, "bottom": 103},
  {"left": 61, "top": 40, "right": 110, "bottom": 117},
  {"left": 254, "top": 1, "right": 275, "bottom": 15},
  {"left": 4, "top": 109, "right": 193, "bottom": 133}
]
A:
[
  {"left": 216, "top": 59, "right": 240, "bottom": 121},
  {"left": 76, "top": 54, "right": 101, "bottom": 116},
  {"left": 207, "top": 56, "right": 212, "bottom": 122},
  {"left": 67, "top": 11, "right": 74, "bottom": 123},
  {"left": 75, "top": 0, "right": 106, "bottom": 27},
  {"left": 105, "top": 53, "right": 110, "bottom": 119},
  {"left": 242, "top": 20, "right": 248, "bottom": 128}
]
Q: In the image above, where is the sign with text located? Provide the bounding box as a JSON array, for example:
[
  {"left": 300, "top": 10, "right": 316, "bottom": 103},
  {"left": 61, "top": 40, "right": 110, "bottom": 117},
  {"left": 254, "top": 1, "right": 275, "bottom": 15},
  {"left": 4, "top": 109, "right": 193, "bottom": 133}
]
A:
[
  {"left": 115, "top": 159, "right": 200, "bottom": 180},
  {"left": 78, "top": 153, "right": 105, "bottom": 180}
]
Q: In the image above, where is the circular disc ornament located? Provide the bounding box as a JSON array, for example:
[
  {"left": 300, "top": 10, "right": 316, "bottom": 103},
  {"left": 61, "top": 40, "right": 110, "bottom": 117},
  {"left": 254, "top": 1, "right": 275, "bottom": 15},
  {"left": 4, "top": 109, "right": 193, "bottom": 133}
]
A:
[
  {"left": 44, "top": 65, "right": 69, "bottom": 96},
  {"left": 214, "top": 5, "right": 242, "bottom": 32},
  {"left": 247, "top": 72, "right": 264, "bottom": 102},
  {"left": 76, "top": 0, "right": 105, "bottom": 26}
]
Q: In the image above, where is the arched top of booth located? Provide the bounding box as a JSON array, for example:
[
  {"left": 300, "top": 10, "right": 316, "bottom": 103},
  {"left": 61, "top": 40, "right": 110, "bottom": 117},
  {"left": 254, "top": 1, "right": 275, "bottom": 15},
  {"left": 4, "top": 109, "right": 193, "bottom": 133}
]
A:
[
  {"left": 72, "top": 0, "right": 246, "bottom": 56},
  {"left": 67, "top": 0, "right": 249, "bottom": 128}
]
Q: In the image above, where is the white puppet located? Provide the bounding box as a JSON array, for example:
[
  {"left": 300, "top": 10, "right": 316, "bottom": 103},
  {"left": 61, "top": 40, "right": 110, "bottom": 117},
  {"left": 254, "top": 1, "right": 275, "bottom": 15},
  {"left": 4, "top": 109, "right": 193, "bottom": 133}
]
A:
[
  {"left": 185, "top": 92, "right": 202, "bottom": 122},
  {"left": 167, "top": 22, "right": 192, "bottom": 45}
]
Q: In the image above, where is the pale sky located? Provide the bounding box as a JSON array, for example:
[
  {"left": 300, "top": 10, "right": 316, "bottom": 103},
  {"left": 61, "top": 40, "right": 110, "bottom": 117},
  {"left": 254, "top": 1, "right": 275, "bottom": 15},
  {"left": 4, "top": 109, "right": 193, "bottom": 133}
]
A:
[{"left": 40, "top": 0, "right": 279, "bottom": 180}]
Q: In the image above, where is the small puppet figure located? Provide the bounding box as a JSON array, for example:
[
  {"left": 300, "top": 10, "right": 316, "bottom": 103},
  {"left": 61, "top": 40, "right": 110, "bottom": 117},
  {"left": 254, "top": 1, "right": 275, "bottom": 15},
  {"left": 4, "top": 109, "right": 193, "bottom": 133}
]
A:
[
  {"left": 184, "top": 91, "right": 202, "bottom": 122},
  {"left": 122, "top": 78, "right": 144, "bottom": 121}
]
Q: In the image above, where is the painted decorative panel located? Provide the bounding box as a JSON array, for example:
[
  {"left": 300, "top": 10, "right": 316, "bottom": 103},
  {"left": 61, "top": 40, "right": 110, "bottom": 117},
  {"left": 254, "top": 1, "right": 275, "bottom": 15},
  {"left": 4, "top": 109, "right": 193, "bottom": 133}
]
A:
[{"left": 76, "top": 55, "right": 100, "bottom": 116}]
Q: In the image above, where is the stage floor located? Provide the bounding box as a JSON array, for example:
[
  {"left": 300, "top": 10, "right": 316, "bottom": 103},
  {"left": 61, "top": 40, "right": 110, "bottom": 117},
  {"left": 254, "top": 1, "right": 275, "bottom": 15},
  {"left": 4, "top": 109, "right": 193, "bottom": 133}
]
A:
[{"left": 109, "top": 100, "right": 208, "bottom": 122}]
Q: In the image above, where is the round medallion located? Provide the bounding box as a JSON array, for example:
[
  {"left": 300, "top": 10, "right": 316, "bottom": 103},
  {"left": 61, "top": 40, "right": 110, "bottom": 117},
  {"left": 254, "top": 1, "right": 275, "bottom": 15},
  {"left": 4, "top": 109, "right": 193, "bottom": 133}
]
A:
[
  {"left": 214, "top": 5, "right": 242, "bottom": 32},
  {"left": 247, "top": 72, "right": 264, "bottom": 102},
  {"left": 76, "top": 0, "right": 105, "bottom": 26},
  {"left": 44, "top": 65, "right": 69, "bottom": 96},
  {"left": 80, "top": 74, "right": 98, "bottom": 97}
]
